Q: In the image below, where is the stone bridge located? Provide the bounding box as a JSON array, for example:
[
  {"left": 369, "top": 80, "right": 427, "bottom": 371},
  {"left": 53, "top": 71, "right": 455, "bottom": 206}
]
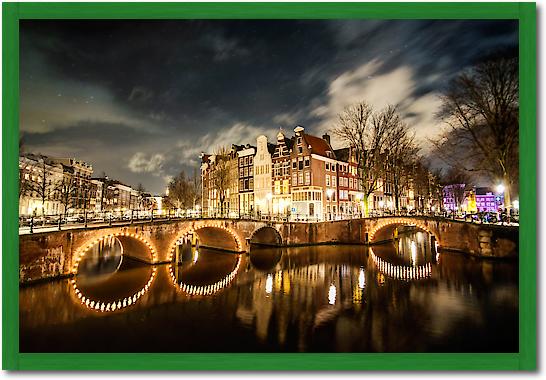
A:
[{"left": 19, "top": 216, "right": 518, "bottom": 283}]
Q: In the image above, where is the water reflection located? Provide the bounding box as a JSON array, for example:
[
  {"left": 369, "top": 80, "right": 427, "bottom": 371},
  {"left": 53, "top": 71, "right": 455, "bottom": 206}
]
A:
[
  {"left": 169, "top": 249, "right": 241, "bottom": 296},
  {"left": 77, "top": 236, "right": 123, "bottom": 279},
  {"left": 72, "top": 238, "right": 156, "bottom": 313},
  {"left": 20, "top": 236, "right": 518, "bottom": 353}
]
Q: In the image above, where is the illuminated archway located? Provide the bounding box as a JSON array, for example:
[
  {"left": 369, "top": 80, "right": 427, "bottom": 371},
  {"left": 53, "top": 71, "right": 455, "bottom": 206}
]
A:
[
  {"left": 249, "top": 226, "right": 283, "bottom": 246},
  {"left": 71, "top": 232, "right": 158, "bottom": 274},
  {"left": 166, "top": 222, "right": 244, "bottom": 262},
  {"left": 369, "top": 218, "right": 441, "bottom": 247}
]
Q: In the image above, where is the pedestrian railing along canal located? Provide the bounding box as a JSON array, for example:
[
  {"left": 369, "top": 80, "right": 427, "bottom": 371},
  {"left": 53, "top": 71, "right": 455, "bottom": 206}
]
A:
[{"left": 19, "top": 208, "right": 519, "bottom": 234}]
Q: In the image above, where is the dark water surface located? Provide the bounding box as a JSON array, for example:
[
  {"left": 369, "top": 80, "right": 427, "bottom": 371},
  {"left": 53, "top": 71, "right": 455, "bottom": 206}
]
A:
[{"left": 20, "top": 231, "right": 518, "bottom": 352}]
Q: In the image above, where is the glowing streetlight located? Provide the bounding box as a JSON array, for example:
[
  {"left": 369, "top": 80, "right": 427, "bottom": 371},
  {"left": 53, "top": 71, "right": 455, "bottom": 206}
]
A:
[
  {"left": 496, "top": 184, "right": 505, "bottom": 194},
  {"left": 379, "top": 200, "right": 384, "bottom": 208},
  {"left": 513, "top": 200, "right": 519, "bottom": 210},
  {"left": 326, "top": 189, "right": 334, "bottom": 199}
]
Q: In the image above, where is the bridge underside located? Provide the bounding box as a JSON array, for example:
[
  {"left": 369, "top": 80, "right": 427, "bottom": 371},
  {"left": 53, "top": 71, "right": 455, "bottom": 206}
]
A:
[
  {"left": 371, "top": 224, "right": 433, "bottom": 244},
  {"left": 250, "top": 227, "right": 282, "bottom": 247},
  {"left": 194, "top": 227, "right": 241, "bottom": 252}
]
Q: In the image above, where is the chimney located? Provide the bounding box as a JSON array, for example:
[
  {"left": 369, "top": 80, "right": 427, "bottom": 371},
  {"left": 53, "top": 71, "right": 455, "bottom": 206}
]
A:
[{"left": 322, "top": 133, "right": 331, "bottom": 145}]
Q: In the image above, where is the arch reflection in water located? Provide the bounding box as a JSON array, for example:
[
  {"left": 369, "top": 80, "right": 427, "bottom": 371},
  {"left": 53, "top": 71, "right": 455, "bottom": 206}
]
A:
[
  {"left": 249, "top": 246, "right": 283, "bottom": 272},
  {"left": 76, "top": 236, "right": 123, "bottom": 278},
  {"left": 72, "top": 238, "right": 156, "bottom": 312},
  {"left": 370, "top": 250, "right": 432, "bottom": 281},
  {"left": 169, "top": 248, "right": 241, "bottom": 296},
  {"left": 370, "top": 231, "right": 435, "bottom": 281}
]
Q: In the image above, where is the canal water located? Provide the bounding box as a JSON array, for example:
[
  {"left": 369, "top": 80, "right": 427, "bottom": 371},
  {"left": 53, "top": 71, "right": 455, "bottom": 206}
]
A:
[{"left": 19, "top": 230, "right": 518, "bottom": 352}]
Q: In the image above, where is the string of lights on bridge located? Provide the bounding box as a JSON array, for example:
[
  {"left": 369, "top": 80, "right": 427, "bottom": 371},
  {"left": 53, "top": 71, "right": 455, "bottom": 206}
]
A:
[
  {"left": 71, "top": 232, "right": 159, "bottom": 273},
  {"left": 370, "top": 248, "right": 432, "bottom": 281},
  {"left": 168, "top": 255, "right": 242, "bottom": 296},
  {"left": 71, "top": 266, "right": 157, "bottom": 313},
  {"left": 166, "top": 222, "right": 244, "bottom": 262}
]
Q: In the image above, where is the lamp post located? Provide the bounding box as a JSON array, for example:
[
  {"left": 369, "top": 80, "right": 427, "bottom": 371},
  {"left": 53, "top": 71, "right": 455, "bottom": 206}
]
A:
[
  {"left": 379, "top": 200, "right": 384, "bottom": 217},
  {"left": 326, "top": 189, "right": 334, "bottom": 221},
  {"left": 266, "top": 192, "right": 272, "bottom": 219}
]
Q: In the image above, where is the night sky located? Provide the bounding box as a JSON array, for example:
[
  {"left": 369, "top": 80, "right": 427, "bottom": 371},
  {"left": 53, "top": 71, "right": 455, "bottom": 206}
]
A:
[{"left": 20, "top": 20, "right": 518, "bottom": 194}]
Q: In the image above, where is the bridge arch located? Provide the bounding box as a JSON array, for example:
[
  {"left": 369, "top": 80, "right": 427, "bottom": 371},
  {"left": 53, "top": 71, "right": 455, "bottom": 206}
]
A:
[
  {"left": 71, "top": 232, "right": 158, "bottom": 274},
  {"left": 249, "top": 226, "right": 283, "bottom": 246},
  {"left": 166, "top": 221, "right": 244, "bottom": 262},
  {"left": 369, "top": 218, "right": 441, "bottom": 247}
]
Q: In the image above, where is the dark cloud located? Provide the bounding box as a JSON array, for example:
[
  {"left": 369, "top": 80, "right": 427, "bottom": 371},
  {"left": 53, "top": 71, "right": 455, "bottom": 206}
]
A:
[{"left": 20, "top": 19, "right": 518, "bottom": 193}]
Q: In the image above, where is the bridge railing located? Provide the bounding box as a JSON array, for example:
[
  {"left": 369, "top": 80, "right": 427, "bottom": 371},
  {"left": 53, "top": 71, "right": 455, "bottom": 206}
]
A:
[{"left": 19, "top": 207, "right": 519, "bottom": 234}]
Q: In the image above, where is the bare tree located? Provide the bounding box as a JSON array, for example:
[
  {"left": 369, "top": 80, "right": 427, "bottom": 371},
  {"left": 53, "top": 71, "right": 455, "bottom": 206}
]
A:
[
  {"left": 190, "top": 167, "right": 202, "bottom": 208},
  {"left": 167, "top": 171, "right": 191, "bottom": 210},
  {"left": 387, "top": 121, "right": 420, "bottom": 212},
  {"left": 56, "top": 175, "right": 77, "bottom": 218},
  {"left": 29, "top": 156, "right": 57, "bottom": 217},
  {"left": 19, "top": 157, "right": 33, "bottom": 200},
  {"left": 433, "top": 57, "right": 518, "bottom": 211},
  {"left": 211, "top": 146, "right": 232, "bottom": 217},
  {"left": 440, "top": 167, "right": 473, "bottom": 211},
  {"left": 333, "top": 102, "right": 401, "bottom": 216}
]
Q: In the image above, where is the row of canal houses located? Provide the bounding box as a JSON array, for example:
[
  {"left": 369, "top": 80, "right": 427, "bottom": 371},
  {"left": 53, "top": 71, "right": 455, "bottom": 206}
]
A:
[{"left": 201, "top": 125, "right": 431, "bottom": 221}]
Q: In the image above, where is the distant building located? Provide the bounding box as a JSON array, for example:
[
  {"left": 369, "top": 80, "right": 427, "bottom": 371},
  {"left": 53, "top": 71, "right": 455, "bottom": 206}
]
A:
[
  {"left": 19, "top": 154, "right": 64, "bottom": 216},
  {"left": 442, "top": 184, "right": 466, "bottom": 211},
  {"left": 238, "top": 145, "right": 256, "bottom": 215},
  {"left": 253, "top": 135, "right": 275, "bottom": 215},
  {"left": 271, "top": 130, "right": 293, "bottom": 216},
  {"left": 475, "top": 187, "right": 503, "bottom": 212},
  {"left": 290, "top": 126, "right": 335, "bottom": 221}
]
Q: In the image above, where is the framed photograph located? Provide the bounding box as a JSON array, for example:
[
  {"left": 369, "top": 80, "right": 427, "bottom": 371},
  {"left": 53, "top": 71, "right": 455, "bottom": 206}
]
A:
[{"left": 3, "top": 2, "right": 536, "bottom": 371}]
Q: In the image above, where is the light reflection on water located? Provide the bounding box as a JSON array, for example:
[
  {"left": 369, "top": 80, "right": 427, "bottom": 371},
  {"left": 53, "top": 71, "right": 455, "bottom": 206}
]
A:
[{"left": 20, "top": 232, "right": 518, "bottom": 353}]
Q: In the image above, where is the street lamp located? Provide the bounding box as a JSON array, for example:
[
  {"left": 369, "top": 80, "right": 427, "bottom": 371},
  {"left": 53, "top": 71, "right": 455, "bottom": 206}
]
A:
[
  {"left": 266, "top": 192, "right": 272, "bottom": 216},
  {"left": 496, "top": 184, "right": 505, "bottom": 194},
  {"left": 326, "top": 189, "right": 334, "bottom": 220},
  {"left": 379, "top": 200, "right": 384, "bottom": 216}
]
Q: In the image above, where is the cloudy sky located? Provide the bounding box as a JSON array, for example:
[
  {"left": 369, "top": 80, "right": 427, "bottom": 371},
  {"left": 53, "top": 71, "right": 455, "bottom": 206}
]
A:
[{"left": 20, "top": 20, "right": 518, "bottom": 194}]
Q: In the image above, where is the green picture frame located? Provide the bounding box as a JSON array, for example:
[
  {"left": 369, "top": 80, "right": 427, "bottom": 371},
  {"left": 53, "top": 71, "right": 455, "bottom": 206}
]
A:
[{"left": 3, "top": 2, "right": 536, "bottom": 371}]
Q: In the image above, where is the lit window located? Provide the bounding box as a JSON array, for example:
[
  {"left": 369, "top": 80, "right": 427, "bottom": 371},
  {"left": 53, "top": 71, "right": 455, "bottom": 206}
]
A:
[
  {"left": 305, "top": 172, "right": 310, "bottom": 185},
  {"left": 326, "top": 175, "right": 330, "bottom": 187}
]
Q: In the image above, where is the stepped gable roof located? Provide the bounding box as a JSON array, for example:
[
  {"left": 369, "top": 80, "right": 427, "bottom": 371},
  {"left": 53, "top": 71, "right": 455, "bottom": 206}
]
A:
[
  {"left": 334, "top": 148, "right": 350, "bottom": 162},
  {"left": 304, "top": 133, "right": 336, "bottom": 158}
]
